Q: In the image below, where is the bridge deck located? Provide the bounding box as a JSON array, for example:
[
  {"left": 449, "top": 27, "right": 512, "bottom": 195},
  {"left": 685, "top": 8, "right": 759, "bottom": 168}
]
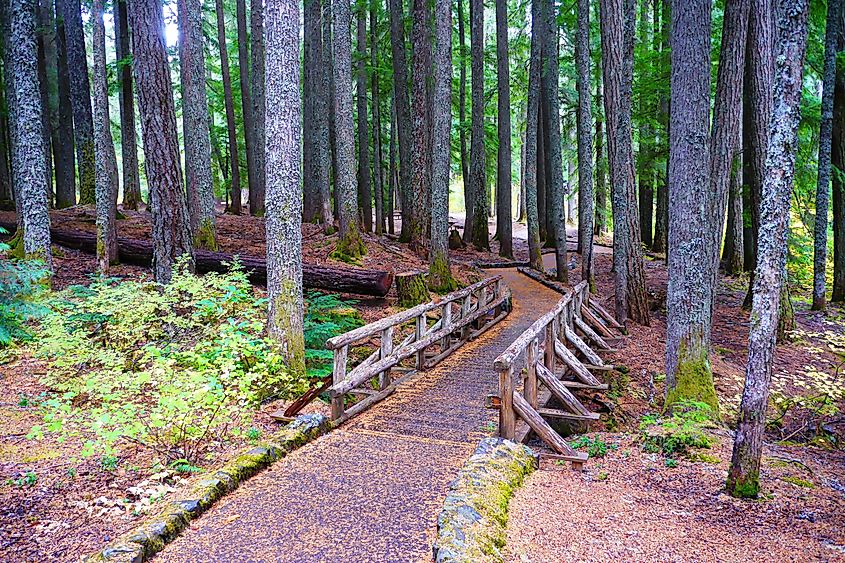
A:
[{"left": 155, "top": 268, "right": 562, "bottom": 563}]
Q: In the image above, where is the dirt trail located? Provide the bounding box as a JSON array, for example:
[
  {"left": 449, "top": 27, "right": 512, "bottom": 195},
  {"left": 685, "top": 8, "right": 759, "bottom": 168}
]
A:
[{"left": 154, "top": 269, "right": 561, "bottom": 563}]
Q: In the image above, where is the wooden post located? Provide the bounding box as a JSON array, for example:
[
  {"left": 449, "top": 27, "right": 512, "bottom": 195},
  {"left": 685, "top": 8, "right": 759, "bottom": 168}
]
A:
[
  {"left": 331, "top": 345, "right": 349, "bottom": 420},
  {"left": 526, "top": 338, "right": 539, "bottom": 409},
  {"left": 379, "top": 326, "right": 394, "bottom": 389},
  {"left": 415, "top": 312, "right": 426, "bottom": 368},
  {"left": 499, "top": 366, "right": 515, "bottom": 439},
  {"left": 544, "top": 319, "right": 556, "bottom": 373},
  {"left": 441, "top": 303, "right": 452, "bottom": 352},
  {"left": 461, "top": 294, "right": 472, "bottom": 339}
]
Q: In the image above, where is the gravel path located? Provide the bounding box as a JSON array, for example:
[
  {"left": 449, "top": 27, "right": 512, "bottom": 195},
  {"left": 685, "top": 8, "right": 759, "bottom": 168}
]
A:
[{"left": 154, "top": 269, "right": 561, "bottom": 563}]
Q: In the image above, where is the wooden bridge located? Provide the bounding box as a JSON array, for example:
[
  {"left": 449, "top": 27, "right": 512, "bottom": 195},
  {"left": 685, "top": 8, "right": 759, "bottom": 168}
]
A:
[{"left": 154, "top": 268, "right": 621, "bottom": 562}]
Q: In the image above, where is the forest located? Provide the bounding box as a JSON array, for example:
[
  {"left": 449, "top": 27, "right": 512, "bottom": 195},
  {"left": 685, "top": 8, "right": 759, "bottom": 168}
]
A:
[{"left": 0, "top": 0, "right": 844, "bottom": 559}]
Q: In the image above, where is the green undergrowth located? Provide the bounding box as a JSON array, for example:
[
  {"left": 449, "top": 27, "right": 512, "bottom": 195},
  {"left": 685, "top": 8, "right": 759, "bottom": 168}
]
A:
[
  {"left": 0, "top": 227, "right": 50, "bottom": 347},
  {"left": 639, "top": 400, "right": 716, "bottom": 460},
  {"left": 23, "top": 261, "right": 360, "bottom": 465}
]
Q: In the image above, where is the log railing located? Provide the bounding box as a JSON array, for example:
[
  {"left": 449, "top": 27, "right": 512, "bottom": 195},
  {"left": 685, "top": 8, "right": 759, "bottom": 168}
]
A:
[
  {"left": 492, "top": 280, "right": 615, "bottom": 467},
  {"left": 326, "top": 276, "right": 510, "bottom": 423}
]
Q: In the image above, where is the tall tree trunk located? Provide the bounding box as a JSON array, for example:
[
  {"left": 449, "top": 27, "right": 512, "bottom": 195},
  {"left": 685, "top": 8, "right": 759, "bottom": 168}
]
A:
[
  {"left": 722, "top": 152, "right": 745, "bottom": 274},
  {"left": 524, "top": 0, "right": 544, "bottom": 271},
  {"left": 537, "top": 107, "right": 547, "bottom": 242},
  {"left": 468, "top": 0, "right": 488, "bottom": 249},
  {"left": 458, "top": 0, "right": 471, "bottom": 243},
  {"left": 595, "top": 72, "right": 607, "bottom": 236},
  {"left": 652, "top": 0, "right": 669, "bottom": 254},
  {"left": 600, "top": 0, "right": 650, "bottom": 326},
  {"left": 576, "top": 0, "right": 594, "bottom": 289},
  {"left": 388, "top": 96, "right": 397, "bottom": 235},
  {"left": 53, "top": 5, "right": 75, "bottom": 209},
  {"left": 410, "top": 0, "right": 433, "bottom": 252},
  {"left": 250, "top": 0, "right": 266, "bottom": 216},
  {"left": 215, "top": 0, "right": 243, "bottom": 215},
  {"left": 334, "top": 0, "right": 367, "bottom": 258},
  {"left": 114, "top": 0, "right": 141, "bottom": 210},
  {"left": 357, "top": 3, "right": 373, "bottom": 233},
  {"left": 0, "top": 77, "right": 12, "bottom": 203},
  {"left": 833, "top": 11, "right": 845, "bottom": 302},
  {"left": 371, "top": 0, "right": 384, "bottom": 235},
  {"left": 429, "top": 0, "right": 456, "bottom": 291},
  {"left": 57, "top": 0, "right": 94, "bottom": 205},
  {"left": 10, "top": 0, "right": 52, "bottom": 269},
  {"left": 35, "top": 0, "right": 53, "bottom": 206},
  {"left": 727, "top": 0, "right": 809, "bottom": 497},
  {"left": 665, "top": 0, "right": 717, "bottom": 411},
  {"left": 636, "top": 0, "right": 653, "bottom": 248},
  {"left": 265, "top": 0, "right": 305, "bottom": 373},
  {"left": 541, "top": 0, "right": 567, "bottom": 282},
  {"left": 235, "top": 0, "right": 257, "bottom": 213},
  {"left": 494, "top": 0, "right": 512, "bottom": 258},
  {"left": 388, "top": 0, "right": 412, "bottom": 242},
  {"left": 811, "top": 0, "right": 842, "bottom": 310},
  {"left": 178, "top": 0, "right": 218, "bottom": 249},
  {"left": 92, "top": 0, "right": 118, "bottom": 269},
  {"left": 129, "top": 0, "right": 194, "bottom": 284},
  {"left": 325, "top": 0, "right": 339, "bottom": 222}
]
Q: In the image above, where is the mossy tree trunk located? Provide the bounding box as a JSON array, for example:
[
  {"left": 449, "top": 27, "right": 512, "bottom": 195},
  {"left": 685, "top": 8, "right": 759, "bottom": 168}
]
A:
[
  {"left": 524, "top": 0, "right": 543, "bottom": 272},
  {"left": 396, "top": 271, "right": 429, "bottom": 307}
]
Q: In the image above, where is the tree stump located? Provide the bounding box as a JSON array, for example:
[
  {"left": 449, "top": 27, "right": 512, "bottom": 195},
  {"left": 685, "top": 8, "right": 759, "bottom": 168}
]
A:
[
  {"left": 449, "top": 228, "right": 466, "bottom": 250},
  {"left": 395, "top": 271, "right": 429, "bottom": 308}
]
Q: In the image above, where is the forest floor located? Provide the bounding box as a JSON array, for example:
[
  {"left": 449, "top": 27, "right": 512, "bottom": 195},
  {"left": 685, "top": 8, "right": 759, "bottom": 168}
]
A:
[{"left": 1, "top": 207, "right": 843, "bottom": 561}]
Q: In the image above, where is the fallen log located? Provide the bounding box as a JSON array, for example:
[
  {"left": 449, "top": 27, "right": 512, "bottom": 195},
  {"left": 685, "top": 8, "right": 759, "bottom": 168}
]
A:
[{"left": 0, "top": 222, "right": 394, "bottom": 297}]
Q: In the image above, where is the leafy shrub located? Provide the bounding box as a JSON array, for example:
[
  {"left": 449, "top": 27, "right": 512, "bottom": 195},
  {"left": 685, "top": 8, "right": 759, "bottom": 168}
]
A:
[
  {"left": 29, "top": 262, "right": 316, "bottom": 463},
  {"left": 639, "top": 401, "right": 715, "bottom": 456},
  {"left": 0, "top": 227, "right": 49, "bottom": 347},
  {"left": 569, "top": 434, "right": 615, "bottom": 458}
]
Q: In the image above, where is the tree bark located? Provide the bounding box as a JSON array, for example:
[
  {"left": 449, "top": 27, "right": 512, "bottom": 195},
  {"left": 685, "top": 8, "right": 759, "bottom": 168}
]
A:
[
  {"left": 652, "top": 0, "right": 669, "bottom": 254},
  {"left": 388, "top": 0, "right": 412, "bottom": 242},
  {"left": 10, "top": 0, "right": 51, "bottom": 269},
  {"left": 114, "top": 0, "right": 141, "bottom": 211},
  {"left": 576, "top": 0, "right": 594, "bottom": 289},
  {"left": 468, "top": 0, "right": 488, "bottom": 250},
  {"left": 494, "top": 0, "right": 512, "bottom": 258},
  {"left": 92, "top": 0, "right": 118, "bottom": 269},
  {"left": 357, "top": 3, "right": 373, "bottom": 232},
  {"left": 811, "top": 0, "right": 842, "bottom": 310},
  {"left": 636, "top": 0, "right": 653, "bottom": 249},
  {"left": 57, "top": 0, "right": 94, "bottom": 205},
  {"left": 371, "top": 0, "right": 384, "bottom": 236},
  {"left": 665, "top": 0, "right": 717, "bottom": 411},
  {"left": 600, "top": 0, "right": 650, "bottom": 326},
  {"left": 388, "top": 96, "right": 397, "bottom": 235},
  {"left": 595, "top": 70, "right": 607, "bottom": 237},
  {"left": 833, "top": 10, "right": 845, "bottom": 302},
  {"left": 524, "top": 0, "right": 544, "bottom": 271},
  {"left": 53, "top": 0, "right": 75, "bottom": 209},
  {"left": 215, "top": 0, "right": 243, "bottom": 215},
  {"left": 35, "top": 0, "right": 53, "bottom": 206},
  {"left": 458, "top": 0, "right": 471, "bottom": 243},
  {"left": 265, "top": 0, "right": 305, "bottom": 372},
  {"left": 178, "top": 0, "right": 218, "bottom": 249},
  {"left": 409, "top": 0, "right": 433, "bottom": 252},
  {"left": 250, "top": 0, "right": 266, "bottom": 216},
  {"left": 727, "top": 0, "right": 809, "bottom": 498},
  {"left": 429, "top": 0, "right": 456, "bottom": 292},
  {"left": 129, "top": 0, "right": 194, "bottom": 284},
  {"left": 722, "top": 151, "right": 745, "bottom": 274},
  {"left": 334, "top": 0, "right": 366, "bottom": 258},
  {"left": 235, "top": 0, "right": 257, "bottom": 214}
]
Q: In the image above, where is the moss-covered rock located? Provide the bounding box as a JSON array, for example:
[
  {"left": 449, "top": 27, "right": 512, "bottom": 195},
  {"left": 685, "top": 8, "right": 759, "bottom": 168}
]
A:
[{"left": 433, "top": 438, "right": 538, "bottom": 563}]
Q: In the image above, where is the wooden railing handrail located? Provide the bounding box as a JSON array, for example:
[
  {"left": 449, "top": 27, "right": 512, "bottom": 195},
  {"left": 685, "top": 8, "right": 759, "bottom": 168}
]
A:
[
  {"left": 493, "top": 280, "right": 588, "bottom": 370},
  {"left": 325, "top": 276, "right": 503, "bottom": 350}
]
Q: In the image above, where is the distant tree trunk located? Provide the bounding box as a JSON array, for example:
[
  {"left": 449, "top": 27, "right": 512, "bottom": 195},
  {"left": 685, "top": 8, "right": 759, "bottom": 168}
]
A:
[
  {"left": 92, "top": 0, "right": 118, "bottom": 269},
  {"left": 388, "top": 96, "right": 397, "bottom": 235},
  {"left": 665, "top": 0, "right": 718, "bottom": 412},
  {"left": 458, "top": 0, "right": 471, "bottom": 242},
  {"left": 250, "top": 0, "right": 266, "bottom": 216},
  {"left": 708, "top": 0, "right": 748, "bottom": 290},
  {"left": 114, "top": 0, "right": 141, "bottom": 210},
  {"left": 833, "top": 11, "right": 845, "bottom": 302},
  {"left": 652, "top": 0, "right": 669, "bottom": 254},
  {"left": 811, "top": 0, "right": 842, "bottom": 310},
  {"left": 428, "top": 0, "right": 456, "bottom": 291},
  {"left": 10, "top": 0, "right": 52, "bottom": 269},
  {"left": 524, "top": 0, "right": 544, "bottom": 271},
  {"left": 0, "top": 84, "right": 12, "bottom": 203},
  {"left": 494, "top": 0, "right": 512, "bottom": 258},
  {"left": 53, "top": 0, "right": 75, "bottom": 209},
  {"left": 600, "top": 0, "right": 650, "bottom": 326},
  {"left": 469, "top": 0, "right": 488, "bottom": 249},
  {"left": 722, "top": 152, "right": 745, "bottom": 274},
  {"left": 356, "top": 4, "right": 373, "bottom": 232},
  {"left": 265, "top": 0, "right": 305, "bottom": 373},
  {"left": 541, "top": 0, "right": 567, "bottom": 281},
  {"left": 576, "top": 0, "right": 594, "bottom": 289},
  {"left": 57, "top": 0, "right": 94, "bottom": 205},
  {"left": 334, "top": 0, "right": 366, "bottom": 258},
  {"left": 371, "top": 0, "right": 384, "bottom": 236},
  {"left": 129, "top": 0, "right": 194, "bottom": 283},
  {"left": 727, "top": 0, "right": 809, "bottom": 498},
  {"left": 235, "top": 0, "right": 257, "bottom": 213},
  {"left": 388, "top": 0, "right": 412, "bottom": 242},
  {"left": 215, "top": 0, "right": 243, "bottom": 215},
  {"left": 595, "top": 73, "right": 607, "bottom": 236},
  {"left": 537, "top": 108, "right": 547, "bottom": 242},
  {"left": 35, "top": 0, "right": 53, "bottom": 206},
  {"left": 325, "top": 0, "right": 339, "bottom": 221},
  {"left": 178, "top": 0, "right": 218, "bottom": 249},
  {"left": 636, "top": 0, "right": 653, "bottom": 249}
]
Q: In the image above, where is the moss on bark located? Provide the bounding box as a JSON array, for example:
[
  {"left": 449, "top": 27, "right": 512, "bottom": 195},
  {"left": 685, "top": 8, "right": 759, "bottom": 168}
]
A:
[
  {"left": 193, "top": 218, "right": 219, "bottom": 251},
  {"left": 665, "top": 343, "right": 720, "bottom": 414},
  {"left": 428, "top": 254, "right": 458, "bottom": 294},
  {"left": 330, "top": 231, "right": 367, "bottom": 264},
  {"left": 726, "top": 469, "right": 760, "bottom": 498}
]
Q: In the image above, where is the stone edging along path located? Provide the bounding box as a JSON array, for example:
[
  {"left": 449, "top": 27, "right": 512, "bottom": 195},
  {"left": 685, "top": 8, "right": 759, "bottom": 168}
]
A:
[
  {"left": 86, "top": 414, "right": 331, "bottom": 563},
  {"left": 433, "top": 438, "right": 539, "bottom": 563}
]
